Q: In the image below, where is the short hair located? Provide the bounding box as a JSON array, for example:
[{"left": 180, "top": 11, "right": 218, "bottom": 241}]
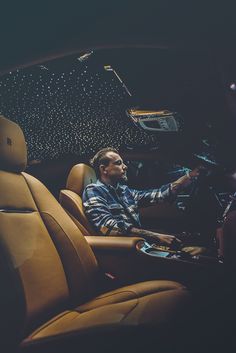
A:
[{"left": 90, "top": 147, "right": 119, "bottom": 178}]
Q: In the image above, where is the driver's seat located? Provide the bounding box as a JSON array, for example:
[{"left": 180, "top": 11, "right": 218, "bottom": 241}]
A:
[{"left": 59, "top": 163, "right": 97, "bottom": 235}]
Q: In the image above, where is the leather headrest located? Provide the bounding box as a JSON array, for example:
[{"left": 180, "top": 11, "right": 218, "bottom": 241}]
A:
[
  {"left": 0, "top": 116, "right": 27, "bottom": 173},
  {"left": 66, "top": 163, "right": 97, "bottom": 196}
]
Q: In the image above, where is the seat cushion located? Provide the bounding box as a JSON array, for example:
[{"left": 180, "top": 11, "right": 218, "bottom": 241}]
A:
[
  {"left": 21, "top": 280, "right": 190, "bottom": 353},
  {"left": 77, "top": 279, "right": 185, "bottom": 312}
]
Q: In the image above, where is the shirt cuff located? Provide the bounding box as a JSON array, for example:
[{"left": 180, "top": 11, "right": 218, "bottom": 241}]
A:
[
  {"left": 171, "top": 174, "right": 192, "bottom": 193},
  {"left": 186, "top": 170, "right": 196, "bottom": 181}
]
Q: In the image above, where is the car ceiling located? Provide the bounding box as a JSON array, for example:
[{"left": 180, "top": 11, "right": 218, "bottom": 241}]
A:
[{"left": 1, "top": 2, "right": 236, "bottom": 170}]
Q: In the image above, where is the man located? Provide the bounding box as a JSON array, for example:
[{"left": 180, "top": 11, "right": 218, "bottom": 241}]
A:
[{"left": 83, "top": 147, "right": 200, "bottom": 247}]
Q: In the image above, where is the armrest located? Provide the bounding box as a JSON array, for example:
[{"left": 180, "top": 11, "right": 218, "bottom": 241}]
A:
[
  {"left": 85, "top": 236, "right": 144, "bottom": 252},
  {"left": 85, "top": 235, "right": 223, "bottom": 290}
]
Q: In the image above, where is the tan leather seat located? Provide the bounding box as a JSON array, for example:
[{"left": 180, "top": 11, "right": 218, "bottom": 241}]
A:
[
  {"left": 0, "top": 116, "right": 193, "bottom": 353},
  {"left": 59, "top": 164, "right": 97, "bottom": 235}
]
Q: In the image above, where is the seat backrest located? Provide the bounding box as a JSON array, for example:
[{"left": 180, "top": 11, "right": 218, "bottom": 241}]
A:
[
  {"left": 59, "top": 163, "right": 97, "bottom": 235},
  {"left": 0, "top": 116, "right": 100, "bottom": 345}
]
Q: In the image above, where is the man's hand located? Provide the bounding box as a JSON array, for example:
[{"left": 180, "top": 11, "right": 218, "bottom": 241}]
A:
[
  {"left": 155, "top": 233, "right": 182, "bottom": 247},
  {"left": 171, "top": 165, "right": 206, "bottom": 193},
  {"left": 189, "top": 165, "right": 205, "bottom": 178}
]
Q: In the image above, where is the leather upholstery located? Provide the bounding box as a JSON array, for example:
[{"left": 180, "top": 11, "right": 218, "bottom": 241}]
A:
[
  {"left": 59, "top": 164, "right": 97, "bottom": 234},
  {"left": 66, "top": 163, "right": 96, "bottom": 196},
  {"left": 85, "top": 236, "right": 144, "bottom": 252},
  {"left": 0, "top": 116, "right": 192, "bottom": 352},
  {"left": 0, "top": 115, "right": 27, "bottom": 173},
  {"left": 22, "top": 281, "right": 189, "bottom": 352}
]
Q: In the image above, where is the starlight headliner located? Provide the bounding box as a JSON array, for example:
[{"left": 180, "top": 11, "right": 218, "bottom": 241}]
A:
[{"left": 0, "top": 56, "right": 158, "bottom": 161}]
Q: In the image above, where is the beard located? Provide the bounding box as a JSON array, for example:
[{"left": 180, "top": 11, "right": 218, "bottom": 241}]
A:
[
  {"left": 110, "top": 172, "right": 128, "bottom": 185},
  {"left": 121, "top": 172, "right": 128, "bottom": 183}
]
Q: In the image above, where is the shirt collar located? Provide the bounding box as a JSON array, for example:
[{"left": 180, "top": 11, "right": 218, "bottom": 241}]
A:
[{"left": 96, "top": 179, "right": 126, "bottom": 193}]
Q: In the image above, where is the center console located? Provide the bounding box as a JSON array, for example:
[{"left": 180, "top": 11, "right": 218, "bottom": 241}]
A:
[
  {"left": 136, "top": 240, "right": 222, "bottom": 265},
  {"left": 86, "top": 236, "right": 224, "bottom": 289}
]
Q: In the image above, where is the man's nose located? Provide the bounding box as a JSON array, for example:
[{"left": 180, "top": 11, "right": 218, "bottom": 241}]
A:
[{"left": 123, "top": 163, "right": 127, "bottom": 170}]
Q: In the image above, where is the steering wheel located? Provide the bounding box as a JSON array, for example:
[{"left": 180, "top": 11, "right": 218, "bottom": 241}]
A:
[
  {"left": 188, "top": 168, "right": 210, "bottom": 200},
  {"left": 185, "top": 153, "right": 221, "bottom": 209},
  {"left": 177, "top": 159, "right": 224, "bottom": 237}
]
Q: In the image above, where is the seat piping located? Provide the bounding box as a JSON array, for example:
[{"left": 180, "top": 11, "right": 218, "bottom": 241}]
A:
[{"left": 0, "top": 208, "right": 34, "bottom": 213}]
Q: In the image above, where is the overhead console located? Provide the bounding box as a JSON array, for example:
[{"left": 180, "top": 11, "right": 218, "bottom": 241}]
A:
[{"left": 126, "top": 109, "right": 181, "bottom": 132}]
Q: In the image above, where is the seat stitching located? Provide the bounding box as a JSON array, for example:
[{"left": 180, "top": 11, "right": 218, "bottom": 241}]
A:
[
  {"left": 77, "top": 286, "right": 184, "bottom": 312},
  {"left": 120, "top": 299, "right": 139, "bottom": 322},
  {"left": 77, "top": 290, "right": 138, "bottom": 311},
  {"left": 29, "top": 311, "right": 72, "bottom": 338},
  {"left": 41, "top": 211, "right": 94, "bottom": 297},
  {"left": 93, "top": 290, "right": 138, "bottom": 299},
  {"left": 64, "top": 192, "right": 82, "bottom": 207},
  {"left": 41, "top": 211, "right": 85, "bottom": 258},
  {"left": 120, "top": 288, "right": 185, "bottom": 323},
  {"left": 96, "top": 285, "right": 183, "bottom": 299}
]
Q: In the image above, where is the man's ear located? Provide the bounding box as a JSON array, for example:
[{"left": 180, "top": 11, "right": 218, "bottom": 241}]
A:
[{"left": 100, "top": 164, "right": 107, "bottom": 175}]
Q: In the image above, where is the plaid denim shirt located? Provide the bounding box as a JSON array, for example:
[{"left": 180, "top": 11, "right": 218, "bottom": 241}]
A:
[{"left": 82, "top": 180, "right": 175, "bottom": 236}]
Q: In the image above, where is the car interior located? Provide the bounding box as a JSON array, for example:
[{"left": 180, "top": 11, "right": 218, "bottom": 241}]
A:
[{"left": 1, "top": 2, "right": 236, "bottom": 353}]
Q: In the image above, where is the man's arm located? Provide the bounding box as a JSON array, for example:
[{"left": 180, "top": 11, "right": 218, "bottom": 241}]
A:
[
  {"left": 170, "top": 167, "right": 200, "bottom": 194},
  {"left": 131, "top": 167, "right": 201, "bottom": 207},
  {"left": 129, "top": 227, "right": 182, "bottom": 247}
]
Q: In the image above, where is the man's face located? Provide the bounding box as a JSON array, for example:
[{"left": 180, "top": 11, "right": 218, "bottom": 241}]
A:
[{"left": 102, "top": 152, "right": 128, "bottom": 183}]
